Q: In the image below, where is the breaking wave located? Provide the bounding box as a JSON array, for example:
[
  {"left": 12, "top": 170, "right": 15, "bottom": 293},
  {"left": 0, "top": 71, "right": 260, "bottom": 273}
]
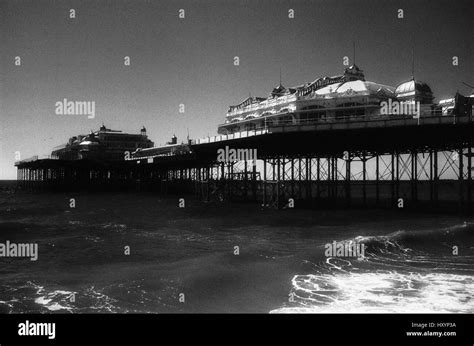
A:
[{"left": 272, "top": 223, "right": 474, "bottom": 313}]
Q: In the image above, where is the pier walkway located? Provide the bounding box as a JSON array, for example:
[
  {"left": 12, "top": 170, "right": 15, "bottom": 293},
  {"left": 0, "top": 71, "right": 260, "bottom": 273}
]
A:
[{"left": 15, "top": 112, "right": 474, "bottom": 213}]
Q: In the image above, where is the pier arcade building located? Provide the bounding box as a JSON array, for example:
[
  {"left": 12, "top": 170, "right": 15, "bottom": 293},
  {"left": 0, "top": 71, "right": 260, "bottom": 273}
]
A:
[{"left": 217, "top": 65, "right": 437, "bottom": 135}]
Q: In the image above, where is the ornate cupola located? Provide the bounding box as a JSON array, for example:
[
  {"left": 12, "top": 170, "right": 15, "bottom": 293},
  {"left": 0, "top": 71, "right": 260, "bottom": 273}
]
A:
[
  {"left": 395, "top": 78, "right": 434, "bottom": 104},
  {"left": 140, "top": 126, "right": 147, "bottom": 136},
  {"left": 344, "top": 64, "right": 365, "bottom": 81},
  {"left": 271, "top": 83, "right": 286, "bottom": 98}
]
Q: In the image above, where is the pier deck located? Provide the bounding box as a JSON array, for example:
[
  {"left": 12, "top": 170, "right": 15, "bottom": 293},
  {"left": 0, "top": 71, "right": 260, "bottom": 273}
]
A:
[{"left": 15, "top": 113, "right": 474, "bottom": 213}]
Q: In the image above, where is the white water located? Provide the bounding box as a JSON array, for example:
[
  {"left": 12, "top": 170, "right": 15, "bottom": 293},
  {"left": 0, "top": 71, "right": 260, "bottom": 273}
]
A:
[{"left": 271, "top": 271, "right": 474, "bottom": 313}]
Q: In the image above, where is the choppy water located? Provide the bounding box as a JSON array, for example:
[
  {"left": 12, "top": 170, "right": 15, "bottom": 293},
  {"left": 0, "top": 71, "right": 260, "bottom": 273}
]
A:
[{"left": 0, "top": 181, "right": 472, "bottom": 313}]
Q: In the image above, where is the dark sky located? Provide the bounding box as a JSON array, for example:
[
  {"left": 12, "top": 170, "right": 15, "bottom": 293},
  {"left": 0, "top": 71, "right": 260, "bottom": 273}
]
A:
[{"left": 1, "top": 0, "right": 472, "bottom": 179}]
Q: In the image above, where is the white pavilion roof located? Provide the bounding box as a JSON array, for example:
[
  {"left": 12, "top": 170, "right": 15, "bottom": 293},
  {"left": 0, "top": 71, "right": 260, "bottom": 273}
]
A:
[{"left": 315, "top": 80, "right": 395, "bottom": 96}]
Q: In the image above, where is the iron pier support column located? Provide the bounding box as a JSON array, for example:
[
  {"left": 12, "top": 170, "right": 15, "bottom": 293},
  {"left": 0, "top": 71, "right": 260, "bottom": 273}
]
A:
[
  {"left": 396, "top": 151, "right": 400, "bottom": 206},
  {"left": 391, "top": 152, "right": 395, "bottom": 207},
  {"left": 362, "top": 153, "right": 367, "bottom": 207},
  {"left": 327, "top": 157, "right": 331, "bottom": 201},
  {"left": 263, "top": 159, "right": 267, "bottom": 206},
  {"left": 281, "top": 159, "right": 286, "bottom": 204},
  {"left": 206, "top": 165, "right": 210, "bottom": 202},
  {"left": 468, "top": 144, "right": 472, "bottom": 213},
  {"left": 375, "top": 153, "right": 380, "bottom": 205},
  {"left": 252, "top": 160, "right": 257, "bottom": 201},
  {"left": 277, "top": 158, "right": 281, "bottom": 208},
  {"left": 229, "top": 162, "right": 234, "bottom": 201},
  {"left": 434, "top": 150, "right": 439, "bottom": 208},
  {"left": 459, "top": 146, "right": 464, "bottom": 210},
  {"left": 305, "top": 157, "right": 310, "bottom": 201},
  {"left": 411, "top": 150, "right": 418, "bottom": 203},
  {"left": 316, "top": 158, "right": 320, "bottom": 199},
  {"left": 244, "top": 159, "right": 248, "bottom": 201},
  {"left": 308, "top": 157, "right": 312, "bottom": 201},
  {"left": 346, "top": 152, "right": 351, "bottom": 207},
  {"left": 291, "top": 159, "right": 295, "bottom": 199},
  {"left": 333, "top": 157, "right": 337, "bottom": 201},
  {"left": 430, "top": 150, "right": 434, "bottom": 207}
]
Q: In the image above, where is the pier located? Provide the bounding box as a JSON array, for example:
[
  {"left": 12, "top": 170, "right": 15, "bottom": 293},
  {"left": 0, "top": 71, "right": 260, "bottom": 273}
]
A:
[{"left": 15, "top": 112, "right": 474, "bottom": 214}]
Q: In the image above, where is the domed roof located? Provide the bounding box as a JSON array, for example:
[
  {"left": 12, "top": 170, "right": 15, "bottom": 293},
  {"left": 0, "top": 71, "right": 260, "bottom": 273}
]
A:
[
  {"left": 395, "top": 78, "right": 434, "bottom": 104},
  {"left": 314, "top": 80, "right": 395, "bottom": 97},
  {"left": 395, "top": 79, "right": 433, "bottom": 95}
]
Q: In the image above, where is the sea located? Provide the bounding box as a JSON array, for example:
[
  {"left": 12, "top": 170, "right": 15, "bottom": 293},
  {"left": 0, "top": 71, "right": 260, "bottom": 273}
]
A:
[{"left": 0, "top": 180, "right": 472, "bottom": 314}]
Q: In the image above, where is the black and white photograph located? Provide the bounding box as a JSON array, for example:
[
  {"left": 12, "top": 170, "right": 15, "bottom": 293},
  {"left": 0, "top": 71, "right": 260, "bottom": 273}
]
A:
[{"left": 0, "top": 0, "right": 473, "bottom": 344}]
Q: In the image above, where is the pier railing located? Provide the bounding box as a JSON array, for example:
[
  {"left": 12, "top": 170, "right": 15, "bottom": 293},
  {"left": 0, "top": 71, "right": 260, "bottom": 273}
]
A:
[
  {"left": 14, "top": 155, "right": 59, "bottom": 166},
  {"left": 213, "top": 112, "right": 470, "bottom": 143},
  {"left": 192, "top": 128, "right": 270, "bottom": 145}
]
